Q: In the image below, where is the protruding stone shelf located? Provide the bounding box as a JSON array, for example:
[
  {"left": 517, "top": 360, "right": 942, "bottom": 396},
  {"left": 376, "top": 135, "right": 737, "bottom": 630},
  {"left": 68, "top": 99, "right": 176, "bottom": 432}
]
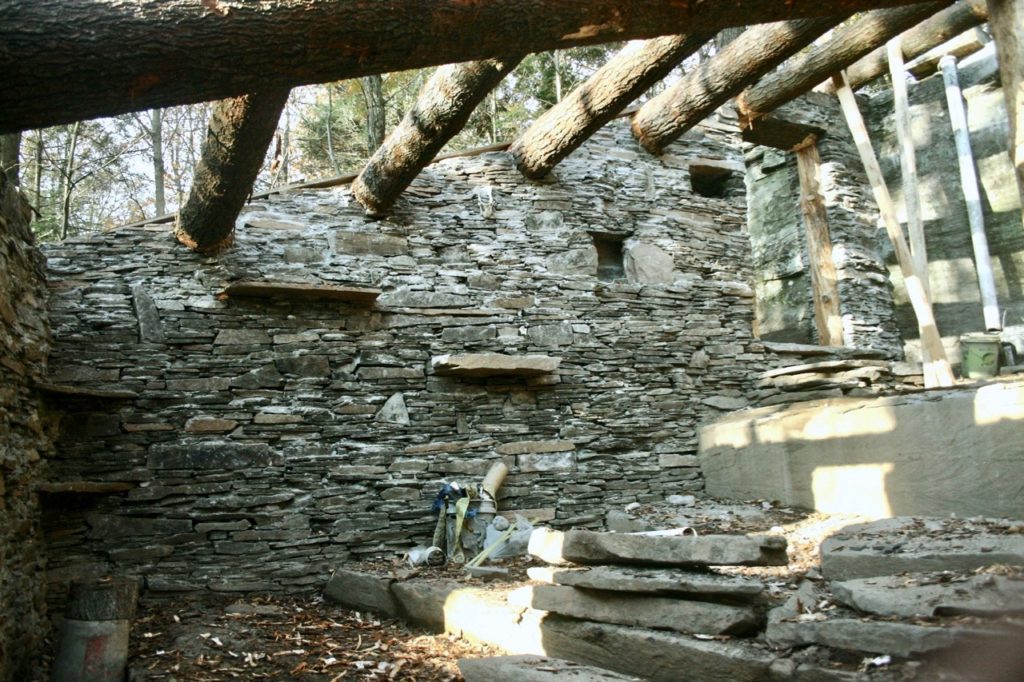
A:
[
  {"left": 35, "top": 382, "right": 139, "bottom": 401},
  {"left": 221, "top": 280, "right": 381, "bottom": 306},
  {"left": 431, "top": 353, "right": 561, "bottom": 377},
  {"left": 35, "top": 481, "right": 136, "bottom": 494}
]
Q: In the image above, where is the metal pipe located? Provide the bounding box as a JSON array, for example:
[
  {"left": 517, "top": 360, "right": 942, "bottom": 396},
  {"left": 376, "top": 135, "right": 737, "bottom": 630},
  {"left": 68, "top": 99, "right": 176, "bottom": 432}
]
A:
[{"left": 940, "top": 54, "right": 1001, "bottom": 331}]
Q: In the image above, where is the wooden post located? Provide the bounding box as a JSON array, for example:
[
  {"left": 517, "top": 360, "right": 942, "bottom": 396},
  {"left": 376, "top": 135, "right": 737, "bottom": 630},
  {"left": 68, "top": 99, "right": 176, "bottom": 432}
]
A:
[
  {"left": 833, "top": 71, "right": 954, "bottom": 387},
  {"left": 887, "top": 37, "right": 930, "bottom": 299},
  {"left": 794, "top": 136, "right": 844, "bottom": 347},
  {"left": 352, "top": 57, "right": 521, "bottom": 215},
  {"left": 985, "top": 0, "right": 1024, "bottom": 217}
]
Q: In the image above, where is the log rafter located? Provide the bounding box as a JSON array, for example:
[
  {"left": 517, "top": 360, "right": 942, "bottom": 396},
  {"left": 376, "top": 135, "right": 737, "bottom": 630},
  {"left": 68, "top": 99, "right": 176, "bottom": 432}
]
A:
[
  {"left": 630, "top": 16, "right": 847, "bottom": 156},
  {"left": 352, "top": 57, "right": 522, "bottom": 215},
  {"left": 736, "top": 2, "right": 951, "bottom": 126},
  {"left": 0, "top": 0, "right": 956, "bottom": 134},
  {"left": 510, "top": 32, "right": 714, "bottom": 179},
  {"left": 823, "top": 0, "right": 988, "bottom": 92}
]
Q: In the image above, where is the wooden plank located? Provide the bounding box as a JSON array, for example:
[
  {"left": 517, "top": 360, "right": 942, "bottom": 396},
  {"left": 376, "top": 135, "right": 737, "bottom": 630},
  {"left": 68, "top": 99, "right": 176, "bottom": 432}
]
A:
[
  {"left": 986, "top": 0, "right": 1024, "bottom": 218},
  {"left": 222, "top": 280, "right": 381, "bottom": 305},
  {"left": 887, "top": 37, "right": 931, "bottom": 300},
  {"left": 794, "top": 137, "right": 844, "bottom": 347},
  {"left": 36, "top": 481, "right": 136, "bottom": 494},
  {"left": 832, "top": 71, "right": 954, "bottom": 387},
  {"left": 905, "top": 26, "right": 990, "bottom": 79}
]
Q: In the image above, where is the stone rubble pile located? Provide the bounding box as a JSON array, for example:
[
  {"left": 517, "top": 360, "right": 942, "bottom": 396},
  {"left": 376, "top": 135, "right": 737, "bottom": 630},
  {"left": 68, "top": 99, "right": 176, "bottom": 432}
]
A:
[{"left": 752, "top": 342, "right": 925, "bottom": 407}]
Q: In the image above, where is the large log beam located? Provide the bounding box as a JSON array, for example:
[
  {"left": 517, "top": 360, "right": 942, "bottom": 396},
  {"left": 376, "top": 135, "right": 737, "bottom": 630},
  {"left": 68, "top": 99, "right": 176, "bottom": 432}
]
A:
[
  {"left": 510, "top": 32, "right": 713, "bottom": 179},
  {"left": 352, "top": 57, "right": 521, "bottom": 215},
  {"left": 737, "top": 2, "right": 950, "bottom": 125},
  {"left": 986, "top": 0, "right": 1024, "bottom": 212},
  {"left": 630, "top": 17, "right": 846, "bottom": 156},
  {"left": 175, "top": 88, "right": 290, "bottom": 252},
  {"left": 823, "top": 0, "right": 988, "bottom": 92},
  {"left": 1, "top": 0, "right": 951, "bottom": 134}
]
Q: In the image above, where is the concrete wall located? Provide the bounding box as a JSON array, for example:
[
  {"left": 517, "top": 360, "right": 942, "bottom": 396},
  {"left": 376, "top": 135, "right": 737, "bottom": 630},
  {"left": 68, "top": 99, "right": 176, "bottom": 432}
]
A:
[
  {"left": 745, "top": 93, "right": 903, "bottom": 356},
  {"left": 41, "top": 119, "right": 765, "bottom": 601},
  {"left": 869, "top": 45, "right": 1024, "bottom": 361},
  {"left": 699, "top": 377, "right": 1024, "bottom": 520},
  {"left": 0, "top": 175, "right": 51, "bottom": 681}
]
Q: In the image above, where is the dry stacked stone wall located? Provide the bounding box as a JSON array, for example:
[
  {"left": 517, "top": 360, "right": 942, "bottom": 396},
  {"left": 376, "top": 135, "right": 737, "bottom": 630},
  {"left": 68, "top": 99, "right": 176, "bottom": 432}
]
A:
[
  {"left": 0, "top": 175, "right": 51, "bottom": 681},
  {"left": 745, "top": 93, "right": 903, "bottom": 356},
  {"left": 42, "top": 119, "right": 764, "bottom": 599}
]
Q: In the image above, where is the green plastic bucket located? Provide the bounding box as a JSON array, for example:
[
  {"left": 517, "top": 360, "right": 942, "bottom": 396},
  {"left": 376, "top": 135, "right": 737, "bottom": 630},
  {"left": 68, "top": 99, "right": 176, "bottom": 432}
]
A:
[{"left": 960, "top": 332, "right": 1000, "bottom": 379}]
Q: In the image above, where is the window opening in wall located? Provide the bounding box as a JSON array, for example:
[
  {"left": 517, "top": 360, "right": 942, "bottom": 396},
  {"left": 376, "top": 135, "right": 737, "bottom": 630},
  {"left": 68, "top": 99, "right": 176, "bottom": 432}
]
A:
[
  {"left": 689, "top": 163, "right": 736, "bottom": 199},
  {"left": 590, "top": 232, "right": 626, "bottom": 281}
]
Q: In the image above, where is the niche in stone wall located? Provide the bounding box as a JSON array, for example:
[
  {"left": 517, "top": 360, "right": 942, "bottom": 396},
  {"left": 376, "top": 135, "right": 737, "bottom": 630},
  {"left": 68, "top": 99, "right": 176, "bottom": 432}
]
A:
[
  {"left": 589, "top": 232, "right": 626, "bottom": 281},
  {"left": 688, "top": 160, "right": 740, "bottom": 199}
]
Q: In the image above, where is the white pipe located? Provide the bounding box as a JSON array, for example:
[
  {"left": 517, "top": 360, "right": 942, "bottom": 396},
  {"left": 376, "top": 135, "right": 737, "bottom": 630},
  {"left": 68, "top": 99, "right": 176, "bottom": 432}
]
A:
[{"left": 940, "top": 54, "right": 1001, "bottom": 331}]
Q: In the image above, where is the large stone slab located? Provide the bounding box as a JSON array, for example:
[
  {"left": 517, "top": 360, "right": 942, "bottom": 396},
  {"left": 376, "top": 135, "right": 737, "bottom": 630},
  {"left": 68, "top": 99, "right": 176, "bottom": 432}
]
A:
[
  {"left": 700, "top": 379, "right": 1024, "bottom": 520},
  {"left": 147, "top": 441, "right": 279, "bottom": 470},
  {"left": 820, "top": 517, "right": 1024, "bottom": 581},
  {"left": 431, "top": 353, "right": 561, "bottom": 377},
  {"left": 528, "top": 528, "right": 788, "bottom": 567},
  {"left": 831, "top": 573, "right": 1024, "bottom": 618},
  {"left": 508, "top": 585, "right": 760, "bottom": 635},
  {"left": 526, "top": 565, "right": 764, "bottom": 601},
  {"left": 459, "top": 655, "right": 640, "bottom": 682},
  {"left": 323, "top": 568, "right": 399, "bottom": 617}
]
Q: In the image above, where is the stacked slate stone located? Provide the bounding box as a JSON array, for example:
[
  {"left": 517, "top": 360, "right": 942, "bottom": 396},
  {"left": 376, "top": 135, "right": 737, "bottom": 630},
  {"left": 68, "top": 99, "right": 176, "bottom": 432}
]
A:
[
  {"left": 751, "top": 341, "right": 925, "bottom": 407},
  {"left": 511, "top": 528, "right": 787, "bottom": 637}
]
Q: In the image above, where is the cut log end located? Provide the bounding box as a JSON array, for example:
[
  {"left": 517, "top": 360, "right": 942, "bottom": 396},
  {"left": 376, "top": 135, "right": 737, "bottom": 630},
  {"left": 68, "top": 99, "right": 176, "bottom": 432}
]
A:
[
  {"left": 630, "top": 117, "right": 664, "bottom": 156},
  {"left": 174, "top": 219, "right": 233, "bottom": 253}
]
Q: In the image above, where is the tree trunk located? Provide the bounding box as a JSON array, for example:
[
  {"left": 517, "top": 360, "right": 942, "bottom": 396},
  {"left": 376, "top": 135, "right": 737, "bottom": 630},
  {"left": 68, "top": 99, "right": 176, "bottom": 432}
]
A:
[
  {"left": 352, "top": 56, "right": 521, "bottom": 216},
  {"left": 1, "top": 132, "right": 21, "bottom": 185},
  {"left": 0, "top": 0, "right": 944, "bottom": 134},
  {"left": 60, "top": 122, "right": 80, "bottom": 240},
  {"left": 151, "top": 109, "right": 166, "bottom": 215},
  {"left": 986, "top": 0, "right": 1024, "bottom": 214},
  {"left": 737, "top": 2, "right": 949, "bottom": 124},
  {"left": 824, "top": 0, "right": 988, "bottom": 92},
  {"left": 632, "top": 16, "right": 845, "bottom": 155},
  {"left": 175, "top": 88, "right": 290, "bottom": 251},
  {"left": 360, "top": 75, "right": 387, "bottom": 153},
  {"left": 511, "top": 32, "right": 712, "bottom": 179}
]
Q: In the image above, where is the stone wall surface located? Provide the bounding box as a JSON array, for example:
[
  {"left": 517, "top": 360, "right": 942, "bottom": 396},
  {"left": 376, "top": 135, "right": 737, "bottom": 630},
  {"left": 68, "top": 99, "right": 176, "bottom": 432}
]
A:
[
  {"left": 869, "top": 45, "right": 1024, "bottom": 359},
  {"left": 0, "top": 175, "right": 51, "bottom": 681},
  {"left": 745, "top": 93, "right": 903, "bottom": 357},
  {"left": 41, "top": 120, "right": 764, "bottom": 600}
]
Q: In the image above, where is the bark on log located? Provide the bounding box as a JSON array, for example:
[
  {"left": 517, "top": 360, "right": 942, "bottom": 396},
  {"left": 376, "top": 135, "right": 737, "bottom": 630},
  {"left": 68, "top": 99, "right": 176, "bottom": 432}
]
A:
[
  {"left": 175, "top": 88, "right": 290, "bottom": 251},
  {"left": 352, "top": 57, "right": 521, "bottom": 215},
  {"left": 631, "top": 17, "right": 845, "bottom": 156},
  {"left": 986, "top": 0, "right": 1024, "bottom": 214},
  {"left": 737, "top": 2, "right": 950, "bottom": 125},
  {"left": 510, "top": 33, "right": 713, "bottom": 179},
  {"left": 66, "top": 578, "right": 140, "bottom": 621},
  {"left": 823, "top": 0, "right": 988, "bottom": 92},
  {"left": 0, "top": 0, "right": 949, "bottom": 134}
]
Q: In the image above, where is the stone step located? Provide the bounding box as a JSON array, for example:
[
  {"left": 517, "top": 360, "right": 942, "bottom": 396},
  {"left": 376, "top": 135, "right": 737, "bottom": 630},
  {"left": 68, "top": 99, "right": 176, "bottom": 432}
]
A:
[
  {"left": 526, "top": 565, "right": 764, "bottom": 601},
  {"left": 459, "top": 655, "right": 641, "bottom": 682},
  {"left": 831, "top": 572, "right": 1024, "bottom": 619},
  {"left": 528, "top": 528, "right": 788, "bottom": 567},
  {"left": 508, "top": 584, "right": 761, "bottom": 635}
]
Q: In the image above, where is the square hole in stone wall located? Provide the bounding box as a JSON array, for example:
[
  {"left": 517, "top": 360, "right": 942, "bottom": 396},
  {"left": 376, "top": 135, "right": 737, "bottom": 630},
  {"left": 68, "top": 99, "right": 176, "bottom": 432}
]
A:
[
  {"left": 590, "top": 232, "right": 626, "bottom": 281},
  {"left": 689, "top": 162, "right": 737, "bottom": 199}
]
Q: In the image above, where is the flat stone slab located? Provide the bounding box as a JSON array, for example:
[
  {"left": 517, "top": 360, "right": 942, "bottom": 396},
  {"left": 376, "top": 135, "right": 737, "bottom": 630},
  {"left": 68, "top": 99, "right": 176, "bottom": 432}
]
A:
[
  {"left": 831, "top": 572, "right": 1024, "bottom": 618},
  {"left": 222, "top": 280, "right": 381, "bottom": 305},
  {"left": 760, "top": 359, "right": 889, "bottom": 380},
  {"left": 323, "top": 568, "right": 399, "bottom": 617},
  {"left": 528, "top": 528, "right": 788, "bottom": 567},
  {"left": 821, "top": 517, "right": 1024, "bottom": 581},
  {"left": 508, "top": 585, "right": 761, "bottom": 635},
  {"left": 459, "top": 655, "right": 640, "bottom": 682},
  {"left": 526, "top": 565, "right": 764, "bottom": 601},
  {"left": 431, "top": 353, "right": 561, "bottom": 377}
]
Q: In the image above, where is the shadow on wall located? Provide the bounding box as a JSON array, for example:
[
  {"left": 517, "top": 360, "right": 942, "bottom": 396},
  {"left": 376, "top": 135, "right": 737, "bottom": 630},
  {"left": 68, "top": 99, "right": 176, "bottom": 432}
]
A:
[{"left": 698, "top": 378, "right": 1024, "bottom": 520}]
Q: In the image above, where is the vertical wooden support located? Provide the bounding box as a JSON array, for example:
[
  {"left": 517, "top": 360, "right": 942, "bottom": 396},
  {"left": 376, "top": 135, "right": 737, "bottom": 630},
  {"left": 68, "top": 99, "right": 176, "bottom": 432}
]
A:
[
  {"left": 887, "top": 37, "right": 931, "bottom": 299},
  {"left": 985, "top": 0, "right": 1024, "bottom": 217},
  {"left": 794, "top": 136, "right": 844, "bottom": 347},
  {"left": 833, "top": 71, "right": 954, "bottom": 387}
]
